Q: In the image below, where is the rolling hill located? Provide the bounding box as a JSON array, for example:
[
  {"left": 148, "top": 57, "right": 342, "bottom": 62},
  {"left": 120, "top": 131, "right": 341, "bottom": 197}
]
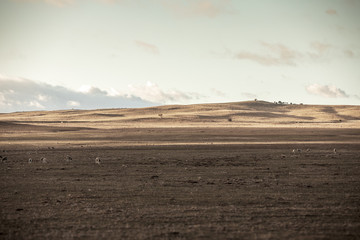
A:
[{"left": 0, "top": 101, "right": 359, "bottom": 129}]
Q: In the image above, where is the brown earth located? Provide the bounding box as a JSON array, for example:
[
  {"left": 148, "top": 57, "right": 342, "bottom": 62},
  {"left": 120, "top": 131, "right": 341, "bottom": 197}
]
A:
[{"left": 1, "top": 101, "right": 360, "bottom": 239}]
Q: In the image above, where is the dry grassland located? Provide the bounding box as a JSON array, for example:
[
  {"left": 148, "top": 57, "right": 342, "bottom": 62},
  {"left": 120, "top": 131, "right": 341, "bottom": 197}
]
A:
[{"left": 1, "top": 101, "right": 359, "bottom": 239}]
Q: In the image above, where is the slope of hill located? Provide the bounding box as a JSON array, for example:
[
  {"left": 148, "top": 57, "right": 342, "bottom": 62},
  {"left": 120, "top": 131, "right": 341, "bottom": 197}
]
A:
[{"left": 0, "top": 101, "right": 359, "bottom": 129}]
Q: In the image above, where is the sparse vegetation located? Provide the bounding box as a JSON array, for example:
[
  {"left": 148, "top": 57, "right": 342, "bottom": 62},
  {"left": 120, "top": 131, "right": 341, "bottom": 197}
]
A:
[{"left": 0, "top": 102, "right": 359, "bottom": 239}]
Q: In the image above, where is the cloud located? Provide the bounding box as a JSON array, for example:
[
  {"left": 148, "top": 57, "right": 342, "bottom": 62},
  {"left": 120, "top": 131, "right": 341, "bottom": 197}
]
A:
[
  {"left": 0, "top": 76, "right": 156, "bottom": 113},
  {"left": 125, "top": 81, "right": 202, "bottom": 104},
  {"left": 159, "top": 0, "right": 233, "bottom": 18},
  {"left": 78, "top": 85, "right": 108, "bottom": 95},
  {"left": 306, "top": 84, "right": 349, "bottom": 98},
  {"left": 13, "top": 0, "right": 233, "bottom": 17},
  {"left": 67, "top": 100, "right": 80, "bottom": 107},
  {"left": 0, "top": 76, "right": 203, "bottom": 112},
  {"left": 13, "top": 0, "right": 75, "bottom": 7},
  {"left": 235, "top": 42, "right": 301, "bottom": 66},
  {"left": 231, "top": 41, "right": 356, "bottom": 66},
  {"left": 241, "top": 92, "right": 257, "bottom": 99},
  {"left": 344, "top": 49, "right": 355, "bottom": 58},
  {"left": 135, "top": 41, "right": 159, "bottom": 55},
  {"left": 307, "top": 41, "right": 334, "bottom": 59},
  {"left": 211, "top": 88, "right": 226, "bottom": 97},
  {"left": 310, "top": 42, "right": 332, "bottom": 54},
  {"left": 326, "top": 8, "right": 337, "bottom": 15},
  {"left": 13, "top": 0, "right": 128, "bottom": 7}
]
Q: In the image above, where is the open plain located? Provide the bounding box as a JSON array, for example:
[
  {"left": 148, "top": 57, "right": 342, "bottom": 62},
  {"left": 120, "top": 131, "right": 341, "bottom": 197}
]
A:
[{"left": 1, "top": 101, "right": 360, "bottom": 239}]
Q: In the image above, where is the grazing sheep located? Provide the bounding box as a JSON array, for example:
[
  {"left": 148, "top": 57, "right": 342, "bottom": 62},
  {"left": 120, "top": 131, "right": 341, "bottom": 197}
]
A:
[
  {"left": 292, "top": 149, "right": 301, "bottom": 154},
  {"left": 95, "top": 157, "right": 101, "bottom": 165},
  {"left": 28, "top": 158, "right": 33, "bottom": 163},
  {"left": 40, "top": 157, "right": 47, "bottom": 163},
  {"left": 66, "top": 155, "right": 72, "bottom": 162}
]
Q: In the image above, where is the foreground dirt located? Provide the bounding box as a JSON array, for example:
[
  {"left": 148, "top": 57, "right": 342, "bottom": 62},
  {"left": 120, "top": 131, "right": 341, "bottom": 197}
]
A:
[
  {"left": 1, "top": 126, "right": 360, "bottom": 239},
  {"left": 1, "top": 101, "right": 360, "bottom": 239}
]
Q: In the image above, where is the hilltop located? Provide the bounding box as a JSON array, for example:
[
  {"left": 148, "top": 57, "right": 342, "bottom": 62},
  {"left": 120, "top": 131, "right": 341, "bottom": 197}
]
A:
[{"left": 0, "top": 100, "right": 359, "bottom": 129}]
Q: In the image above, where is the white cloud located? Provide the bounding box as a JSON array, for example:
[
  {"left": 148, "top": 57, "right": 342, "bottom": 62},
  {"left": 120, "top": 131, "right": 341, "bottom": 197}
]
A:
[
  {"left": 0, "top": 76, "right": 156, "bottom": 113},
  {"left": 135, "top": 41, "right": 159, "bottom": 55},
  {"left": 241, "top": 92, "right": 257, "bottom": 99},
  {"left": 211, "top": 88, "right": 226, "bottom": 97},
  {"left": 78, "top": 85, "right": 108, "bottom": 95},
  {"left": 235, "top": 42, "right": 301, "bottom": 66},
  {"left": 306, "top": 84, "right": 349, "bottom": 98},
  {"left": 125, "top": 81, "right": 202, "bottom": 104},
  {"left": 0, "top": 76, "right": 203, "bottom": 112},
  {"left": 14, "top": 0, "right": 75, "bottom": 7},
  {"left": 37, "top": 94, "right": 50, "bottom": 102},
  {"left": 344, "top": 49, "right": 356, "bottom": 58},
  {"left": 309, "top": 42, "right": 333, "bottom": 58},
  {"left": 12, "top": 0, "right": 233, "bottom": 18},
  {"left": 67, "top": 100, "right": 80, "bottom": 107},
  {"left": 232, "top": 40, "right": 358, "bottom": 66},
  {"left": 325, "top": 8, "right": 337, "bottom": 15},
  {"left": 159, "top": 0, "right": 233, "bottom": 18},
  {"left": 28, "top": 100, "right": 45, "bottom": 109}
]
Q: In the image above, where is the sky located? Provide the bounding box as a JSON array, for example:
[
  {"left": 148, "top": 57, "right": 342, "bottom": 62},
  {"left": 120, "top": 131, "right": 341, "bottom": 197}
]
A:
[{"left": 1, "top": 0, "right": 360, "bottom": 112}]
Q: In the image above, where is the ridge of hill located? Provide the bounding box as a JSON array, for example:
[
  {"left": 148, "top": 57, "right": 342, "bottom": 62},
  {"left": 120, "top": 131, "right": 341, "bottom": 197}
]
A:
[{"left": 0, "top": 100, "right": 359, "bottom": 128}]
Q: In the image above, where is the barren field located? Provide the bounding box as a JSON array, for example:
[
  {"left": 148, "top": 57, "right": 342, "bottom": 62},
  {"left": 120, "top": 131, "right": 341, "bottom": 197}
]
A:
[{"left": 1, "top": 101, "right": 360, "bottom": 239}]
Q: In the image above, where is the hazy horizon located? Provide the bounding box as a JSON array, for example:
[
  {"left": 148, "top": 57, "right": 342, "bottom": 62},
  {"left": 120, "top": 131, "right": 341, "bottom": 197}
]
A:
[{"left": 1, "top": 0, "right": 360, "bottom": 112}]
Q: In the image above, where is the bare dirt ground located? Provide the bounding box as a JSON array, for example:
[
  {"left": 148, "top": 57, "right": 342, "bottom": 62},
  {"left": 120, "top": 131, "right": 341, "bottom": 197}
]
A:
[{"left": 1, "top": 101, "right": 360, "bottom": 239}]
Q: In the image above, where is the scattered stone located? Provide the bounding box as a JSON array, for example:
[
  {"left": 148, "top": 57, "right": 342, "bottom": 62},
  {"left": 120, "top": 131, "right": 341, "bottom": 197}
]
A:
[
  {"left": 95, "top": 157, "right": 101, "bottom": 165},
  {"left": 28, "top": 158, "right": 32, "bottom": 163},
  {"left": 40, "top": 157, "right": 47, "bottom": 163},
  {"left": 187, "top": 180, "right": 198, "bottom": 184}
]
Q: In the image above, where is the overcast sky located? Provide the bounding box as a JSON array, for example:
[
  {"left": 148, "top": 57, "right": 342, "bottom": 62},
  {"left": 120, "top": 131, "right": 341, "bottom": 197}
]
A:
[{"left": 1, "top": 0, "right": 359, "bottom": 112}]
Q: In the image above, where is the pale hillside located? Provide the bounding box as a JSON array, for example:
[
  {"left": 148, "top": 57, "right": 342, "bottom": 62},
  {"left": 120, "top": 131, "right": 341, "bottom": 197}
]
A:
[{"left": 0, "top": 101, "right": 359, "bottom": 128}]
